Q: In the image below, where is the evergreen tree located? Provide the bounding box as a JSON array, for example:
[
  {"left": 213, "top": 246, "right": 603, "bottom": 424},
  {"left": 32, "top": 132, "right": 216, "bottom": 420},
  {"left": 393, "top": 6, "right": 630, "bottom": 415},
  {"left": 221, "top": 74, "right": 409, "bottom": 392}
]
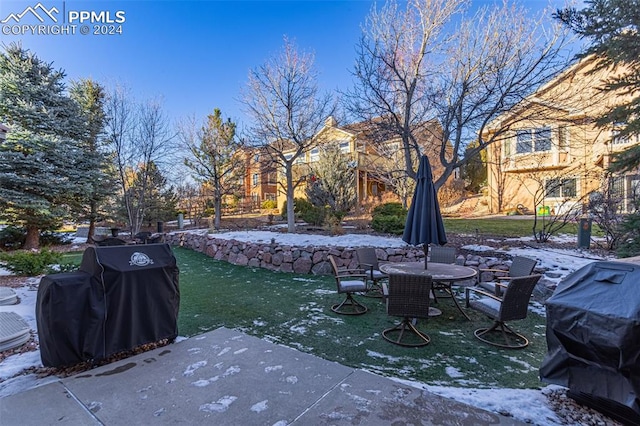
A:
[
  {"left": 306, "top": 142, "right": 357, "bottom": 221},
  {"left": 557, "top": 0, "right": 640, "bottom": 171},
  {"left": 460, "top": 140, "right": 487, "bottom": 193},
  {"left": 69, "top": 79, "right": 114, "bottom": 243},
  {"left": 135, "top": 162, "right": 178, "bottom": 228},
  {"left": 0, "top": 44, "right": 85, "bottom": 248},
  {"left": 182, "top": 109, "right": 244, "bottom": 230}
]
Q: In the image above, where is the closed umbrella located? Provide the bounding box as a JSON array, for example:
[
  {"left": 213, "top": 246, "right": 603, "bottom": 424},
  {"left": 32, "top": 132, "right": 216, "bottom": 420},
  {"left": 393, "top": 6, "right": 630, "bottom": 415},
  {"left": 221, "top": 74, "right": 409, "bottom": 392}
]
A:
[{"left": 402, "top": 155, "right": 447, "bottom": 269}]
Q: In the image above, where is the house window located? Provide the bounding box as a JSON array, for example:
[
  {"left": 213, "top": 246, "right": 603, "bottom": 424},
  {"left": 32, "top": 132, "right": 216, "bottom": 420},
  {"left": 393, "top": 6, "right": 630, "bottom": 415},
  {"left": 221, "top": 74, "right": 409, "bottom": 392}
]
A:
[
  {"left": 516, "top": 130, "right": 532, "bottom": 153},
  {"left": 387, "top": 142, "right": 400, "bottom": 152},
  {"left": 310, "top": 148, "right": 319, "bottom": 162},
  {"left": 610, "top": 176, "right": 625, "bottom": 199},
  {"left": 609, "top": 175, "right": 640, "bottom": 212},
  {"left": 558, "top": 126, "right": 569, "bottom": 150},
  {"left": 545, "top": 178, "right": 577, "bottom": 198},
  {"left": 339, "top": 141, "right": 350, "bottom": 153},
  {"left": 252, "top": 173, "right": 259, "bottom": 186},
  {"left": 516, "top": 127, "right": 552, "bottom": 153},
  {"left": 611, "top": 122, "right": 639, "bottom": 145}
]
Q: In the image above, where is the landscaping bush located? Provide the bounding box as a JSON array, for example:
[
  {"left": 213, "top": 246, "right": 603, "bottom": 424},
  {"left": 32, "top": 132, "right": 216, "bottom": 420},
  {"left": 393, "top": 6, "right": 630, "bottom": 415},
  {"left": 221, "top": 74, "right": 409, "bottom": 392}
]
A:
[
  {"left": 371, "top": 202, "right": 407, "bottom": 234},
  {"left": 281, "top": 198, "right": 310, "bottom": 217},
  {"left": 0, "top": 226, "right": 26, "bottom": 250},
  {"left": 0, "top": 249, "right": 63, "bottom": 276},
  {"left": 261, "top": 199, "right": 277, "bottom": 210},
  {"left": 372, "top": 202, "right": 406, "bottom": 217},
  {"left": 302, "top": 206, "right": 328, "bottom": 226}
]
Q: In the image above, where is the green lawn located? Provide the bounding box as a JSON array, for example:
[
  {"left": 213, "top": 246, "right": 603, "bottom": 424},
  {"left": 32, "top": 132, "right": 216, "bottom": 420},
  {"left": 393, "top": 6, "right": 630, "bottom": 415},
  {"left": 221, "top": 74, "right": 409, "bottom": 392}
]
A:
[
  {"left": 443, "top": 217, "right": 603, "bottom": 238},
  {"left": 174, "top": 247, "right": 547, "bottom": 390}
]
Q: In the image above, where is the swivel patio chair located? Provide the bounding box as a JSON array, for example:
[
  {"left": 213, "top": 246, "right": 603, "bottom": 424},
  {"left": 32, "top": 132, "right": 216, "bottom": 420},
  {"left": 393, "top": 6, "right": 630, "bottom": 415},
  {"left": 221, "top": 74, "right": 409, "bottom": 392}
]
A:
[
  {"left": 475, "top": 256, "right": 537, "bottom": 297},
  {"left": 465, "top": 274, "right": 541, "bottom": 349},
  {"left": 381, "top": 273, "right": 433, "bottom": 347},
  {"left": 328, "top": 255, "right": 368, "bottom": 315},
  {"left": 427, "top": 246, "right": 470, "bottom": 319},
  {"left": 355, "top": 247, "right": 388, "bottom": 298}
]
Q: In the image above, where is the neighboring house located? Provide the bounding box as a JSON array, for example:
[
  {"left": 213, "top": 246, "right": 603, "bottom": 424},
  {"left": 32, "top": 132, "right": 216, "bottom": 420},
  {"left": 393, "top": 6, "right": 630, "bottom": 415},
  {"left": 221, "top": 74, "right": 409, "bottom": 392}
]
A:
[
  {"left": 275, "top": 116, "right": 446, "bottom": 209},
  {"left": 239, "top": 146, "right": 278, "bottom": 209},
  {"left": 484, "top": 56, "right": 638, "bottom": 215}
]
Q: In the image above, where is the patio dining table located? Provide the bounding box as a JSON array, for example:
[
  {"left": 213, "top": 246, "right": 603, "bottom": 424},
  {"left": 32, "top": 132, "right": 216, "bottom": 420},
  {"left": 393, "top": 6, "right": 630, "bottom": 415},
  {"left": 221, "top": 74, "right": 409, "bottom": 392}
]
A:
[{"left": 379, "top": 262, "right": 477, "bottom": 320}]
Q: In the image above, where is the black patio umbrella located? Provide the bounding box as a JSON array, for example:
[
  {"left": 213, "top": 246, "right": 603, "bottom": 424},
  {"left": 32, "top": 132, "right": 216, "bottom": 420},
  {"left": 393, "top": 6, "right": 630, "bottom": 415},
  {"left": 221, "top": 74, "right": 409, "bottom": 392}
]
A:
[{"left": 402, "top": 155, "right": 447, "bottom": 269}]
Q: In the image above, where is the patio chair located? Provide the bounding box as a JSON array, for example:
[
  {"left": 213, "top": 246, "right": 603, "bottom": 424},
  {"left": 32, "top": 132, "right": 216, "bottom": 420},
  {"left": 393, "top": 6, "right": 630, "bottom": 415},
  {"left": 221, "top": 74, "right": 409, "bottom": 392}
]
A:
[
  {"left": 94, "top": 237, "right": 127, "bottom": 246},
  {"left": 381, "top": 273, "right": 433, "bottom": 347},
  {"left": 134, "top": 231, "right": 153, "bottom": 244},
  {"left": 355, "top": 247, "right": 388, "bottom": 298},
  {"left": 475, "top": 256, "right": 537, "bottom": 297},
  {"left": 465, "top": 274, "right": 541, "bottom": 349},
  {"left": 429, "top": 246, "right": 457, "bottom": 265},
  {"left": 328, "top": 255, "right": 368, "bottom": 315},
  {"left": 428, "top": 246, "right": 456, "bottom": 299}
]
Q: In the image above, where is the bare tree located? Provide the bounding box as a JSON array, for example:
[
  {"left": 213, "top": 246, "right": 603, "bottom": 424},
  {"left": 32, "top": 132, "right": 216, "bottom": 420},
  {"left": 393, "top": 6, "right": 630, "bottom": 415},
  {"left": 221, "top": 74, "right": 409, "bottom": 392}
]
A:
[
  {"left": 588, "top": 173, "right": 632, "bottom": 250},
  {"left": 348, "top": 0, "right": 572, "bottom": 190},
  {"left": 180, "top": 109, "right": 245, "bottom": 230},
  {"left": 176, "top": 182, "right": 209, "bottom": 228},
  {"left": 104, "top": 86, "right": 175, "bottom": 235},
  {"left": 241, "top": 37, "right": 335, "bottom": 232}
]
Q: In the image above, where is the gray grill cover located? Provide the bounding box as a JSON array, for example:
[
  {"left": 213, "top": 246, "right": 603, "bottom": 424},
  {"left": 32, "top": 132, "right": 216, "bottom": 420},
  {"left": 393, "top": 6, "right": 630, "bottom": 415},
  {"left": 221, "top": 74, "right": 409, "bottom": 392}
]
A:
[{"left": 540, "top": 261, "right": 640, "bottom": 414}]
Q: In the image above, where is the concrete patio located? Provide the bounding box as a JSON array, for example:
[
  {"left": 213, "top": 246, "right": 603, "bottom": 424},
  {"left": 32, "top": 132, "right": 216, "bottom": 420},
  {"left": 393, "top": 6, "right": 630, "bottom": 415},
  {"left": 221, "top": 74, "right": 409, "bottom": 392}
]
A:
[{"left": 0, "top": 327, "right": 523, "bottom": 425}]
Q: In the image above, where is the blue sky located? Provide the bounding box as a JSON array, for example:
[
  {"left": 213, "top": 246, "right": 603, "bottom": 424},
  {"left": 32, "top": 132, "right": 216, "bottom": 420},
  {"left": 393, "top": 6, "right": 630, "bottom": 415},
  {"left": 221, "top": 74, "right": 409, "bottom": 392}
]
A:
[{"left": 1, "top": 0, "right": 573, "bottom": 127}]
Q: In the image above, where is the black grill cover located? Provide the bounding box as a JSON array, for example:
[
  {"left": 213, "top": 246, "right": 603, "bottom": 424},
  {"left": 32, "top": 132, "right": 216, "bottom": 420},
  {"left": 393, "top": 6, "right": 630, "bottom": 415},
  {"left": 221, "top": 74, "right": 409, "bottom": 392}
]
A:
[
  {"left": 37, "top": 271, "right": 106, "bottom": 367},
  {"left": 540, "top": 261, "right": 640, "bottom": 415},
  {"left": 80, "top": 243, "right": 180, "bottom": 357}
]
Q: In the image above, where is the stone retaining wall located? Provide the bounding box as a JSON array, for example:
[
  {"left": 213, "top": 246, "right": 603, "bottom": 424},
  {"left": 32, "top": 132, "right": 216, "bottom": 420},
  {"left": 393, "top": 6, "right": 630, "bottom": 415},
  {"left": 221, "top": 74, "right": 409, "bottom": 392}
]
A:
[
  {"left": 165, "top": 231, "right": 431, "bottom": 275},
  {"left": 165, "top": 231, "right": 514, "bottom": 277},
  {"left": 165, "top": 231, "right": 555, "bottom": 301}
]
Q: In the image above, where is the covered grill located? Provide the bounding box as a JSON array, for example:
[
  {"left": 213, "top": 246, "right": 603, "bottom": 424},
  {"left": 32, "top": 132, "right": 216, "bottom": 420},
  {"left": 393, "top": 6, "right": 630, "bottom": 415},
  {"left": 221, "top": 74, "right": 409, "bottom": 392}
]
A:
[
  {"left": 540, "top": 260, "right": 640, "bottom": 424},
  {"left": 37, "top": 243, "right": 179, "bottom": 367}
]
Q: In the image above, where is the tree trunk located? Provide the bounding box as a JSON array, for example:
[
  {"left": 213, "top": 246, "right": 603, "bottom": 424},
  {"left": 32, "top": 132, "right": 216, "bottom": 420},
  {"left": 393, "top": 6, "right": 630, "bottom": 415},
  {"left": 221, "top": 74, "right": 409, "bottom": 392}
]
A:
[
  {"left": 87, "top": 220, "right": 96, "bottom": 244},
  {"left": 86, "top": 201, "right": 97, "bottom": 244},
  {"left": 214, "top": 197, "right": 222, "bottom": 230},
  {"left": 286, "top": 166, "right": 295, "bottom": 233},
  {"left": 24, "top": 225, "right": 40, "bottom": 250}
]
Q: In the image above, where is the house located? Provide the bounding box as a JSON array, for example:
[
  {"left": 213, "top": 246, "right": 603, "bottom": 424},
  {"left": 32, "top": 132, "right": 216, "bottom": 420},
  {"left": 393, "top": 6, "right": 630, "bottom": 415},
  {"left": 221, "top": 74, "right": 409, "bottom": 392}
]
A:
[
  {"left": 275, "top": 116, "right": 446, "bottom": 209},
  {"left": 483, "top": 56, "right": 638, "bottom": 215},
  {"left": 239, "top": 146, "right": 278, "bottom": 209}
]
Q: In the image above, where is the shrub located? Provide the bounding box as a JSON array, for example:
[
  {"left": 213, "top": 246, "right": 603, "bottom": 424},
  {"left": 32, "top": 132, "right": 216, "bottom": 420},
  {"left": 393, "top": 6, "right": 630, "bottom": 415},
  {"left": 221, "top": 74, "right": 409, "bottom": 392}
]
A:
[
  {"left": 301, "top": 205, "right": 327, "bottom": 226},
  {"left": 371, "top": 202, "right": 407, "bottom": 235},
  {"left": 372, "top": 202, "right": 406, "bottom": 217},
  {"left": 281, "top": 198, "right": 315, "bottom": 219},
  {"left": 0, "top": 226, "right": 26, "bottom": 250},
  {"left": 0, "top": 249, "right": 63, "bottom": 276},
  {"left": 261, "top": 199, "right": 277, "bottom": 210}
]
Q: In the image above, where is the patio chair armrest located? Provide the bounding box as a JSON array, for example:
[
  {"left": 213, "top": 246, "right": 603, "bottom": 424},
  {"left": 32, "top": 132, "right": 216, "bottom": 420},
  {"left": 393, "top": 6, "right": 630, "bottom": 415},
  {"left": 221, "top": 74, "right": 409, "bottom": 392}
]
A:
[
  {"left": 465, "top": 286, "right": 502, "bottom": 307},
  {"left": 336, "top": 272, "right": 368, "bottom": 280},
  {"left": 358, "top": 263, "right": 375, "bottom": 273},
  {"left": 495, "top": 281, "right": 510, "bottom": 289},
  {"left": 479, "top": 268, "right": 509, "bottom": 274}
]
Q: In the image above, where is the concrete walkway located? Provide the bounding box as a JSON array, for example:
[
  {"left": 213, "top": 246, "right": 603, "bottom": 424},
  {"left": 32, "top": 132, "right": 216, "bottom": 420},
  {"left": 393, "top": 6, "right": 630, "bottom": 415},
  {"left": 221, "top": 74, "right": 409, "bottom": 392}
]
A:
[{"left": 0, "top": 327, "right": 523, "bottom": 425}]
